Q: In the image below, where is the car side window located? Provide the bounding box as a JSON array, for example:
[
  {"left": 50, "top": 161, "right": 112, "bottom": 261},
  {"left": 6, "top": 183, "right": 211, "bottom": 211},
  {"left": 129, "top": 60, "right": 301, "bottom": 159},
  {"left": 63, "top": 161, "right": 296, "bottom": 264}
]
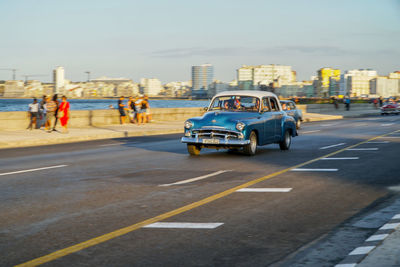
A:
[
  {"left": 289, "top": 103, "right": 296, "bottom": 110},
  {"left": 269, "top": 97, "right": 279, "bottom": 111},
  {"left": 262, "top": 97, "right": 270, "bottom": 112}
]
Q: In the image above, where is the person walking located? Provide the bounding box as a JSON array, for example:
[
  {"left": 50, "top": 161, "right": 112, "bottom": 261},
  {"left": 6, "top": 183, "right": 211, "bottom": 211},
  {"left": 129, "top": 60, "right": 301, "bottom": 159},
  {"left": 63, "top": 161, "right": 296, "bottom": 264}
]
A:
[
  {"left": 118, "top": 96, "right": 127, "bottom": 124},
  {"left": 45, "top": 96, "right": 57, "bottom": 132},
  {"left": 52, "top": 94, "right": 60, "bottom": 131},
  {"left": 27, "top": 98, "right": 39, "bottom": 130},
  {"left": 58, "top": 96, "right": 70, "bottom": 133}
]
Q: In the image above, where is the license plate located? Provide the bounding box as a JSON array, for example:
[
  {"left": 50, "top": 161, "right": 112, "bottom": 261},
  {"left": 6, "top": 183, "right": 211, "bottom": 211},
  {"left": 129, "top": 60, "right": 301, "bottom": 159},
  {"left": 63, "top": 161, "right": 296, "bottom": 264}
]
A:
[{"left": 203, "top": 138, "right": 220, "bottom": 144}]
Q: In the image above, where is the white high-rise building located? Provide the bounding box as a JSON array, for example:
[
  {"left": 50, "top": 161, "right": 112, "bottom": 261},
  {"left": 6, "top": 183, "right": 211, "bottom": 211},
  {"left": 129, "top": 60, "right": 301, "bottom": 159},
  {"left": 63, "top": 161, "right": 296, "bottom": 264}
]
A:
[
  {"left": 53, "top": 66, "right": 65, "bottom": 94},
  {"left": 339, "top": 69, "right": 377, "bottom": 97},
  {"left": 370, "top": 77, "right": 400, "bottom": 98},
  {"left": 140, "top": 78, "right": 163, "bottom": 96},
  {"left": 237, "top": 65, "right": 295, "bottom": 89}
]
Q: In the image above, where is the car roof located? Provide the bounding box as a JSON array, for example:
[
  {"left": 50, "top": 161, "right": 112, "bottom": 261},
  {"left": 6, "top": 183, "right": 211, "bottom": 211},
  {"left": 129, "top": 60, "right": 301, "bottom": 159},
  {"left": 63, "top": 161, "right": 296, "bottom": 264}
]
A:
[
  {"left": 280, "top": 100, "right": 294, "bottom": 103},
  {"left": 213, "top": 90, "right": 278, "bottom": 99}
]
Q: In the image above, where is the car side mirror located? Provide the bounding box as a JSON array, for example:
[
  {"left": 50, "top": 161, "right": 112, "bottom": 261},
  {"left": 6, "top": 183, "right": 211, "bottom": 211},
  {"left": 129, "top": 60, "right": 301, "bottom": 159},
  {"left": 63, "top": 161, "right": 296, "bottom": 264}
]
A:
[{"left": 203, "top": 107, "right": 208, "bottom": 111}]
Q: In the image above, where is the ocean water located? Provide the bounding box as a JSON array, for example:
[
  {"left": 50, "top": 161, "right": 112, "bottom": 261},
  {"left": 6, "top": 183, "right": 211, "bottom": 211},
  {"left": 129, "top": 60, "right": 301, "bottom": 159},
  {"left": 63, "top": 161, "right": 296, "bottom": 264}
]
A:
[{"left": 0, "top": 98, "right": 210, "bottom": 112}]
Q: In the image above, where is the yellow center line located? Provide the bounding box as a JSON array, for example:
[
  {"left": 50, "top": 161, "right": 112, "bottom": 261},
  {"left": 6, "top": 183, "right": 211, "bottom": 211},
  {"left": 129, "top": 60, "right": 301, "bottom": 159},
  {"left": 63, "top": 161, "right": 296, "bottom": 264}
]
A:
[{"left": 15, "top": 129, "right": 400, "bottom": 267}]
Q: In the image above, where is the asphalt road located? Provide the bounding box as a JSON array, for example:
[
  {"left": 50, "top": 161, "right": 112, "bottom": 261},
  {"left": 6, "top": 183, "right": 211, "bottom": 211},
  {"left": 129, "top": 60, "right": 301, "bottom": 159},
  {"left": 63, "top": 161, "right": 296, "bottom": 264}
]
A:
[{"left": 1, "top": 115, "right": 400, "bottom": 267}]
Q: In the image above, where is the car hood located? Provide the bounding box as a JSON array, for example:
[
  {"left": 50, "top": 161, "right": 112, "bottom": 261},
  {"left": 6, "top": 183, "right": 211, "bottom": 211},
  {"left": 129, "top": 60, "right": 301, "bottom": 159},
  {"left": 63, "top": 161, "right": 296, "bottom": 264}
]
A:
[{"left": 191, "top": 111, "right": 259, "bottom": 131}]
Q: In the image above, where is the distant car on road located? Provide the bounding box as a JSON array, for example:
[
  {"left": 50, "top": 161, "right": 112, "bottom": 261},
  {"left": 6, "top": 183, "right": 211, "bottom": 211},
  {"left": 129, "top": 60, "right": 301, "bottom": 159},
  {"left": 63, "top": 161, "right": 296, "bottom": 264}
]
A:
[
  {"left": 381, "top": 101, "right": 400, "bottom": 115},
  {"left": 280, "top": 100, "right": 303, "bottom": 129},
  {"left": 181, "top": 91, "right": 298, "bottom": 156}
]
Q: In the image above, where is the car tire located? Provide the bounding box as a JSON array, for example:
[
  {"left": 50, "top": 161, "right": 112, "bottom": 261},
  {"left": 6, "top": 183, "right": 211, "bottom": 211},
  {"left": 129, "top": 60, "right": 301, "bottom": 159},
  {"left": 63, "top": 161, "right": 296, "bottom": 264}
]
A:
[
  {"left": 279, "top": 130, "right": 291, "bottom": 150},
  {"left": 243, "top": 131, "right": 257, "bottom": 156},
  {"left": 296, "top": 119, "right": 301, "bottom": 129},
  {"left": 187, "top": 144, "right": 201, "bottom": 156}
]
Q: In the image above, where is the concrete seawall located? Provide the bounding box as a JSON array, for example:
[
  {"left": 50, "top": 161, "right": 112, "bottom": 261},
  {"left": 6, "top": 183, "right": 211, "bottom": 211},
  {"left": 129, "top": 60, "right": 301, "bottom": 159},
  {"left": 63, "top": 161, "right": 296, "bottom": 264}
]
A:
[
  {"left": 0, "top": 104, "right": 377, "bottom": 131},
  {"left": 0, "top": 107, "right": 204, "bottom": 131}
]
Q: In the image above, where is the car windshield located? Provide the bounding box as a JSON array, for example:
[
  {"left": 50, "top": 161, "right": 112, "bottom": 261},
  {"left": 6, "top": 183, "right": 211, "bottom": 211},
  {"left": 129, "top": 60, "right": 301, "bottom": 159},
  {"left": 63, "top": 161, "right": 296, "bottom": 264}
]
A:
[{"left": 209, "top": 95, "right": 260, "bottom": 112}]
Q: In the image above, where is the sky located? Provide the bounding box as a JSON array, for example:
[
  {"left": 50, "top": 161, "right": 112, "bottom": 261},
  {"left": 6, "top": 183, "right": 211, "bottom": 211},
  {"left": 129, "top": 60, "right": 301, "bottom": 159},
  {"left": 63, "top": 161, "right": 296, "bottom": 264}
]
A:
[{"left": 0, "top": 0, "right": 399, "bottom": 83}]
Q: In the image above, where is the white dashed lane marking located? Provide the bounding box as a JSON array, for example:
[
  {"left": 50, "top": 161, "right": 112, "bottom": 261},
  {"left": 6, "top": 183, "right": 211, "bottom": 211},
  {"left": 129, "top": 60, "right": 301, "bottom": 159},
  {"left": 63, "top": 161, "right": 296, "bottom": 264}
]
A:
[
  {"left": 0, "top": 165, "right": 68, "bottom": 176},
  {"left": 302, "top": 130, "right": 321, "bottom": 134},
  {"left": 319, "top": 143, "right": 346, "bottom": 150},
  {"left": 381, "top": 123, "right": 394, "bottom": 126},
  {"left": 143, "top": 222, "right": 224, "bottom": 229},
  {"left": 159, "top": 170, "right": 231, "bottom": 186},
  {"left": 236, "top": 188, "right": 292, "bottom": 192},
  {"left": 366, "top": 141, "right": 389, "bottom": 144},
  {"left": 291, "top": 168, "right": 338, "bottom": 172},
  {"left": 347, "top": 148, "right": 378, "bottom": 151},
  {"left": 321, "top": 157, "right": 359, "bottom": 160}
]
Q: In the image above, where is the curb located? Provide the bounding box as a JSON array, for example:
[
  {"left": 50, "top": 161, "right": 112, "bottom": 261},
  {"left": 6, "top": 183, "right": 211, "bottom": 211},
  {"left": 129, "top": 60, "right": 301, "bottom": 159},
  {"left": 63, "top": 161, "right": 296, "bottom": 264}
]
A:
[
  {"left": 0, "top": 128, "right": 183, "bottom": 149},
  {"left": 335, "top": 214, "right": 400, "bottom": 267}
]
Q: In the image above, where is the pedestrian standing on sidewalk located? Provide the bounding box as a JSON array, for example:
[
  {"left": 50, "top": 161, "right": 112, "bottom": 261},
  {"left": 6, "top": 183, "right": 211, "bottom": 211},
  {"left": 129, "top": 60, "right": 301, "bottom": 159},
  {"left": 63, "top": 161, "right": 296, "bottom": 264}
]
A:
[
  {"left": 345, "top": 97, "right": 351, "bottom": 111},
  {"left": 379, "top": 96, "right": 383, "bottom": 107},
  {"left": 45, "top": 96, "right": 57, "bottom": 132},
  {"left": 27, "top": 98, "right": 39, "bottom": 130},
  {"left": 373, "top": 98, "right": 378, "bottom": 109},
  {"left": 333, "top": 97, "right": 339, "bottom": 109},
  {"left": 118, "top": 96, "right": 127, "bottom": 124},
  {"left": 52, "top": 94, "right": 60, "bottom": 131},
  {"left": 140, "top": 96, "right": 149, "bottom": 123},
  {"left": 39, "top": 95, "right": 47, "bottom": 129},
  {"left": 127, "top": 96, "right": 137, "bottom": 123},
  {"left": 144, "top": 96, "right": 152, "bottom": 122},
  {"left": 59, "top": 96, "right": 70, "bottom": 133}
]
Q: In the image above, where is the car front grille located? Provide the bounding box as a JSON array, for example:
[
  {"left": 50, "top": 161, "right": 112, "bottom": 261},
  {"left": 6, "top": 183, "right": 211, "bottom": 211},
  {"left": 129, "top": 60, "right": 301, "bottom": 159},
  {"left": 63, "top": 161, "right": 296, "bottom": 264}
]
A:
[{"left": 191, "top": 127, "right": 242, "bottom": 140}]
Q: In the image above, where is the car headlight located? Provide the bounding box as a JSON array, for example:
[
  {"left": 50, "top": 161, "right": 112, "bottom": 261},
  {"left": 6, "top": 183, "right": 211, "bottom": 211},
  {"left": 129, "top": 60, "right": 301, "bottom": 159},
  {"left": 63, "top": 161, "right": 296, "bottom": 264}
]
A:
[
  {"left": 236, "top": 122, "right": 245, "bottom": 131},
  {"left": 184, "top": 120, "right": 193, "bottom": 129}
]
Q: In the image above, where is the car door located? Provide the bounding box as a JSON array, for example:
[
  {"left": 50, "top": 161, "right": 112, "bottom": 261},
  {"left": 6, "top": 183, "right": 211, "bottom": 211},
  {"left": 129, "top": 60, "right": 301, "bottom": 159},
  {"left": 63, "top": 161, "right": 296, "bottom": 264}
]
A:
[
  {"left": 268, "top": 97, "right": 283, "bottom": 142},
  {"left": 260, "top": 97, "right": 275, "bottom": 144}
]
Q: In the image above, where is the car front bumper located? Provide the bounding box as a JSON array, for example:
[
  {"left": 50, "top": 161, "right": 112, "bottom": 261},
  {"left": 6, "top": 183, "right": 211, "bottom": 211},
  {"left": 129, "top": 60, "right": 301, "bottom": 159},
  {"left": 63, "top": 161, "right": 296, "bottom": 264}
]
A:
[{"left": 181, "top": 137, "right": 250, "bottom": 146}]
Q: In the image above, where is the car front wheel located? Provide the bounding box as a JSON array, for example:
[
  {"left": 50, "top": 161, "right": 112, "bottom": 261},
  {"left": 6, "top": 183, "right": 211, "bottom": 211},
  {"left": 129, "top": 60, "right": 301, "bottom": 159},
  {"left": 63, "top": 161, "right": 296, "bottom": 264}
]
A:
[
  {"left": 279, "top": 130, "right": 292, "bottom": 150},
  {"left": 187, "top": 144, "right": 201, "bottom": 156},
  {"left": 243, "top": 131, "right": 257, "bottom": 155}
]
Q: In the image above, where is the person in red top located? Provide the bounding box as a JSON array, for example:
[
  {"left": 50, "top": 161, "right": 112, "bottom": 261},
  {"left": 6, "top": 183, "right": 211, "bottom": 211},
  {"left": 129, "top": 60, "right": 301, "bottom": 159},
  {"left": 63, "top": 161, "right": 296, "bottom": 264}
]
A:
[{"left": 59, "top": 96, "right": 70, "bottom": 133}]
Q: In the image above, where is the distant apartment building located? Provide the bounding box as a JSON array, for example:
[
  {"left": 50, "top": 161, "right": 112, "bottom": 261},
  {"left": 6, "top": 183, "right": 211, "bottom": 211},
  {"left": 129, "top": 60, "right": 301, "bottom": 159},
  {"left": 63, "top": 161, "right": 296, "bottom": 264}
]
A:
[
  {"left": 140, "top": 78, "right": 163, "bottom": 96},
  {"left": 314, "top": 68, "right": 340, "bottom": 97},
  {"left": 339, "top": 69, "right": 377, "bottom": 97},
  {"left": 191, "top": 64, "right": 214, "bottom": 98},
  {"left": 370, "top": 76, "right": 400, "bottom": 98},
  {"left": 24, "top": 80, "right": 44, "bottom": 97},
  {"left": 53, "top": 66, "right": 65, "bottom": 94},
  {"left": 237, "top": 65, "right": 295, "bottom": 90},
  {"left": 162, "top": 81, "right": 192, "bottom": 97},
  {"left": 388, "top": 71, "right": 400, "bottom": 79},
  {"left": 3, "top": 80, "right": 25, "bottom": 97},
  {"left": 208, "top": 80, "right": 231, "bottom": 97}
]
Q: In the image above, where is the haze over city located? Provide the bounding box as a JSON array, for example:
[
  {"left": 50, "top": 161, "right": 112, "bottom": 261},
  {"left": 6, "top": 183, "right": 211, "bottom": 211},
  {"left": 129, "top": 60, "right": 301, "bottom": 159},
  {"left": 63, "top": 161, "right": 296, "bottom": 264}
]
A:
[{"left": 1, "top": 0, "right": 399, "bottom": 83}]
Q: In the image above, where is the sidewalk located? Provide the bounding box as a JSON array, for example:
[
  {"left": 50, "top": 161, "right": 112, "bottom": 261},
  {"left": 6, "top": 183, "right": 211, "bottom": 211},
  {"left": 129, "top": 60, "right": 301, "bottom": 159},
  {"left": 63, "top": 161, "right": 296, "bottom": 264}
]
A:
[
  {"left": 0, "top": 109, "right": 380, "bottom": 149},
  {"left": 357, "top": 226, "right": 400, "bottom": 267}
]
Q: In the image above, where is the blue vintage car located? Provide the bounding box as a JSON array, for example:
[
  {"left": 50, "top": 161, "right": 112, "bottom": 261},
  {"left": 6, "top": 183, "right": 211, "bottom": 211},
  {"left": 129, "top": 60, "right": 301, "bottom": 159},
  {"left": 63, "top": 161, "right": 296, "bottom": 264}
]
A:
[
  {"left": 280, "top": 100, "right": 303, "bottom": 129},
  {"left": 181, "top": 91, "right": 298, "bottom": 155}
]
